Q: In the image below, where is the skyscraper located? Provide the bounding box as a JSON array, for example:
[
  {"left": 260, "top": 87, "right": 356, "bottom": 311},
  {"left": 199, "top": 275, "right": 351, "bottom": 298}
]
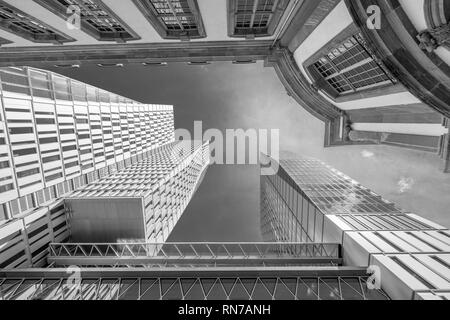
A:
[
  {"left": 0, "top": 66, "right": 209, "bottom": 269},
  {"left": 260, "top": 153, "right": 450, "bottom": 299},
  {"left": 65, "top": 140, "right": 210, "bottom": 243}
]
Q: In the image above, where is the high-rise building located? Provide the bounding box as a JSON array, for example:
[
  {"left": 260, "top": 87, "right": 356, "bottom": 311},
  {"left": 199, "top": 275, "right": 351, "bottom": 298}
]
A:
[
  {"left": 65, "top": 140, "right": 210, "bottom": 243},
  {"left": 0, "top": 0, "right": 448, "bottom": 171},
  {"left": 260, "top": 153, "right": 450, "bottom": 300},
  {"left": 0, "top": 66, "right": 199, "bottom": 269}
]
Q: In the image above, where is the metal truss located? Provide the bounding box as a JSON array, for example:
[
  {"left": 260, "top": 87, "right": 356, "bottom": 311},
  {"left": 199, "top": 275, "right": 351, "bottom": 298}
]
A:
[
  {"left": 47, "top": 242, "right": 342, "bottom": 267},
  {"left": 0, "top": 274, "right": 389, "bottom": 300}
]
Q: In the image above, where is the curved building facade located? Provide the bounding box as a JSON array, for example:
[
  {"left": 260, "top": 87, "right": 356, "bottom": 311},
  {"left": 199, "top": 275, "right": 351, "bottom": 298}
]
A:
[{"left": 0, "top": 0, "right": 447, "bottom": 171}]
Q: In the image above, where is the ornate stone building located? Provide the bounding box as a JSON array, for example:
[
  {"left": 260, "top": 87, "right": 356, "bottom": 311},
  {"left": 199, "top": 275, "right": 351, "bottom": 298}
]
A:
[{"left": 0, "top": 1, "right": 448, "bottom": 171}]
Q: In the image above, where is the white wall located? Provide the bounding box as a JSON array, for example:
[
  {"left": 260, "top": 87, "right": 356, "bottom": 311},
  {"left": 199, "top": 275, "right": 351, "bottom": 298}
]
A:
[
  {"left": 331, "top": 92, "right": 422, "bottom": 110},
  {"left": 352, "top": 123, "right": 448, "bottom": 136},
  {"left": 293, "top": 1, "right": 353, "bottom": 64}
]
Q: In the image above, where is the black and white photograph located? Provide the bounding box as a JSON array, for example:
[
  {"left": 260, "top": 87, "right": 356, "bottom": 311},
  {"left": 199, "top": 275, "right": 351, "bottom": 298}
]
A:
[{"left": 0, "top": 0, "right": 449, "bottom": 312}]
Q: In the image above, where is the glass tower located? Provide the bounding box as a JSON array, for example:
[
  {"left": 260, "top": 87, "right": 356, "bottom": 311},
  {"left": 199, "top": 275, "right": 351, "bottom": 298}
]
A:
[
  {"left": 260, "top": 153, "right": 450, "bottom": 300},
  {"left": 260, "top": 154, "right": 403, "bottom": 243}
]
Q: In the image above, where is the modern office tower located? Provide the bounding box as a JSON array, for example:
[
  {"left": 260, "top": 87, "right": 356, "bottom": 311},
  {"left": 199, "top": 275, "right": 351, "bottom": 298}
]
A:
[
  {"left": 260, "top": 153, "right": 450, "bottom": 300},
  {"left": 0, "top": 66, "right": 175, "bottom": 268},
  {"left": 65, "top": 140, "right": 210, "bottom": 243},
  {"left": 0, "top": 242, "right": 390, "bottom": 300},
  {"left": 0, "top": 0, "right": 448, "bottom": 171}
]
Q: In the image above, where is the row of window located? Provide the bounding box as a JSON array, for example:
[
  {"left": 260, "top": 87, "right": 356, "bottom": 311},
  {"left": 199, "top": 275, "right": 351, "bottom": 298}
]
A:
[
  {"left": 0, "top": 67, "right": 147, "bottom": 104},
  {"left": 0, "top": 67, "right": 175, "bottom": 220},
  {"left": 0, "top": 200, "right": 69, "bottom": 269},
  {"left": 0, "top": 0, "right": 289, "bottom": 44},
  {"left": 0, "top": 150, "right": 158, "bottom": 221}
]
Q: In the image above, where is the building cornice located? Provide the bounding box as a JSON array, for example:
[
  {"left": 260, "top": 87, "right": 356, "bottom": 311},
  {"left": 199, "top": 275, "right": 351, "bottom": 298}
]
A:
[{"left": 0, "top": 40, "right": 273, "bottom": 67}]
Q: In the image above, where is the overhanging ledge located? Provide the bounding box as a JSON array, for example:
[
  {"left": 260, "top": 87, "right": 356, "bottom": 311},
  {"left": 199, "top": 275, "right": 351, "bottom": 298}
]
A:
[{"left": 0, "top": 41, "right": 273, "bottom": 67}]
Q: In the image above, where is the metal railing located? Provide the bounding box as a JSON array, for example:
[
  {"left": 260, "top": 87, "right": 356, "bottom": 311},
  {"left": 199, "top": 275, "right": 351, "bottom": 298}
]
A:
[{"left": 49, "top": 242, "right": 341, "bottom": 259}]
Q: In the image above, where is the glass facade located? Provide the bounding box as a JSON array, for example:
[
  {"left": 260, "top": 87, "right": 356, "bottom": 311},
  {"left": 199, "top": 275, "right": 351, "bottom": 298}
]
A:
[
  {"left": 261, "top": 165, "right": 324, "bottom": 242},
  {"left": 260, "top": 154, "right": 450, "bottom": 300},
  {"left": 261, "top": 155, "right": 438, "bottom": 243}
]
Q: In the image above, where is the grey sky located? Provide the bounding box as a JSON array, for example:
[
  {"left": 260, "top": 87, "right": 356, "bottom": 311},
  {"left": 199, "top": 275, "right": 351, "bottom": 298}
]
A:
[{"left": 50, "top": 61, "right": 450, "bottom": 241}]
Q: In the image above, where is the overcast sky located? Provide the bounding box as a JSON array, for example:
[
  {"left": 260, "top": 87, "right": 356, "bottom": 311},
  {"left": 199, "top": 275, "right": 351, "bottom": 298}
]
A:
[{"left": 50, "top": 61, "right": 450, "bottom": 241}]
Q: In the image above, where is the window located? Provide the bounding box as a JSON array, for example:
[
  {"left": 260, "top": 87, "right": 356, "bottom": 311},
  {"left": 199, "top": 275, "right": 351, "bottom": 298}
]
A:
[
  {"left": 39, "top": 137, "right": 58, "bottom": 144},
  {"left": 62, "top": 145, "right": 77, "bottom": 152},
  {"left": 36, "top": 118, "right": 55, "bottom": 125},
  {"left": 52, "top": 75, "right": 71, "bottom": 100},
  {"left": 0, "top": 203, "right": 8, "bottom": 221},
  {"left": 227, "top": 0, "right": 289, "bottom": 38},
  {"left": 0, "top": 1, "right": 74, "bottom": 43},
  {"left": 60, "top": 129, "right": 75, "bottom": 134},
  {"left": 45, "top": 172, "right": 63, "bottom": 182},
  {"left": 64, "top": 161, "right": 79, "bottom": 169},
  {"left": 310, "top": 33, "right": 397, "bottom": 96},
  {"left": 9, "top": 199, "right": 19, "bottom": 215},
  {"left": 76, "top": 118, "right": 89, "bottom": 124},
  {"left": 133, "top": 0, "right": 206, "bottom": 40},
  {"left": 78, "top": 134, "right": 90, "bottom": 140},
  {"left": 17, "top": 167, "right": 40, "bottom": 178},
  {"left": 18, "top": 194, "right": 35, "bottom": 212},
  {"left": 0, "top": 67, "right": 30, "bottom": 95},
  {"left": 13, "top": 148, "right": 37, "bottom": 157},
  {"left": 1, "top": 183, "right": 15, "bottom": 195},
  {"left": 34, "top": 0, "right": 140, "bottom": 42},
  {"left": 71, "top": 81, "right": 87, "bottom": 101},
  {"left": 43, "top": 155, "right": 60, "bottom": 163},
  {"left": 8, "top": 127, "right": 33, "bottom": 135},
  {"left": 0, "top": 160, "right": 10, "bottom": 169}
]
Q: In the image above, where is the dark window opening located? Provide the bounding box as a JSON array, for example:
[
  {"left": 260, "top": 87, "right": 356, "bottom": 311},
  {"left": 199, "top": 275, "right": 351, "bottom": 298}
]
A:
[{"left": 133, "top": 0, "right": 206, "bottom": 40}]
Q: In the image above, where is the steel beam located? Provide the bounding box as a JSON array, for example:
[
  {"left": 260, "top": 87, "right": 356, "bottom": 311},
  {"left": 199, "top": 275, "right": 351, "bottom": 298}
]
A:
[
  {"left": 0, "top": 266, "right": 369, "bottom": 278},
  {"left": 48, "top": 256, "right": 343, "bottom": 267}
]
